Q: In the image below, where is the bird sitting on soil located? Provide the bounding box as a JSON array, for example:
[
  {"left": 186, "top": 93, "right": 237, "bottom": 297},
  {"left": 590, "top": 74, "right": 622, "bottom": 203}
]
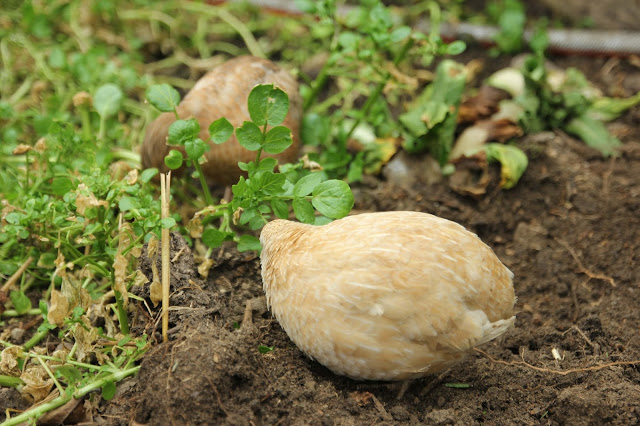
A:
[
  {"left": 260, "top": 211, "right": 516, "bottom": 381},
  {"left": 141, "top": 56, "right": 302, "bottom": 185}
]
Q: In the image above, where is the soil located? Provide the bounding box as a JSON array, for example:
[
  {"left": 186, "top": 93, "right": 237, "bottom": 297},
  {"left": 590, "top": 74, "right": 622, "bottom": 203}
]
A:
[{"left": 3, "top": 32, "right": 640, "bottom": 426}]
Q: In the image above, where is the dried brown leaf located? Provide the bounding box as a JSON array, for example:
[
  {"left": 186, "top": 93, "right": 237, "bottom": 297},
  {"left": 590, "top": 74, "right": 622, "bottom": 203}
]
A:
[
  {"left": 458, "top": 86, "right": 511, "bottom": 124},
  {"left": 20, "top": 365, "right": 54, "bottom": 403},
  {"left": 0, "top": 346, "right": 23, "bottom": 376}
]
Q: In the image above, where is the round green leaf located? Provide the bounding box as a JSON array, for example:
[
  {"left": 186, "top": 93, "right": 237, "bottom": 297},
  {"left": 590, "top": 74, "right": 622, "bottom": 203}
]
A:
[
  {"left": 164, "top": 149, "right": 184, "bottom": 169},
  {"left": 293, "top": 172, "right": 325, "bottom": 197},
  {"left": 94, "top": 84, "right": 123, "bottom": 118},
  {"left": 311, "top": 180, "right": 354, "bottom": 219},
  {"left": 168, "top": 118, "right": 200, "bottom": 146},
  {"left": 248, "top": 84, "right": 290, "bottom": 126},
  {"left": 146, "top": 84, "right": 180, "bottom": 112},
  {"left": 184, "top": 138, "right": 207, "bottom": 160},
  {"left": 236, "top": 121, "right": 262, "bottom": 151},
  {"left": 209, "top": 117, "right": 234, "bottom": 144},
  {"left": 293, "top": 198, "right": 315, "bottom": 224},
  {"left": 263, "top": 126, "right": 293, "bottom": 154}
]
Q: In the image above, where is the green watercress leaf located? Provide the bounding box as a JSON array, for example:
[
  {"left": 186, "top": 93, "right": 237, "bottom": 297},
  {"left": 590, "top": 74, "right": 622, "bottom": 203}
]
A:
[
  {"left": 101, "top": 381, "right": 116, "bottom": 401},
  {"left": 10, "top": 291, "right": 32, "bottom": 315},
  {"left": 184, "top": 138, "right": 207, "bottom": 161},
  {"left": 237, "top": 235, "right": 261, "bottom": 252},
  {"left": 311, "top": 180, "right": 354, "bottom": 219},
  {"left": 293, "top": 172, "right": 324, "bottom": 197},
  {"left": 236, "top": 121, "right": 262, "bottom": 151},
  {"left": 168, "top": 118, "right": 200, "bottom": 146},
  {"left": 164, "top": 150, "right": 184, "bottom": 169},
  {"left": 202, "top": 228, "right": 233, "bottom": 248},
  {"left": 93, "top": 84, "right": 123, "bottom": 118},
  {"left": 209, "top": 117, "right": 234, "bottom": 144},
  {"left": 271, "top": 199, "right": 289, "bottom": 219},
  {"left": 293, "top": 198, "right": 315, "bottom": 224},
  {"left": 263, "top": 126, "right": 293, "bottom": 154},
  {"left": 146, "top": 84, "right": 180, "bottom": 112},
  {"left": 248, "top": 84, "right": 290, "bottom": 126}
]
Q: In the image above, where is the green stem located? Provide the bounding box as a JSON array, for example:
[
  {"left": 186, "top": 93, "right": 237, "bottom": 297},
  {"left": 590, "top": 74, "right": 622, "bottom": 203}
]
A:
[
  {"left": 80, "top": 106, "right": 92, "bottom": 140},
  {"left": 98, "top": 116, "right": 106, "bottom": 140},
  {"left": 1, "top": 308, "right": 42, "bottom": 318},
  {"left": 193, "top": 162, "right": 214, "bottom": 206},
  {"left": 0, "top": 375, "right": 24, "bottom": 388},
  {"left": 23, "top": 328, "right": 49, "bottom": 350},
  {"left": 113, "top": 290, "right": 130, "bottom": 335},
  {"left": 1, "top": 366, "right": 140, "bottom": 426}
]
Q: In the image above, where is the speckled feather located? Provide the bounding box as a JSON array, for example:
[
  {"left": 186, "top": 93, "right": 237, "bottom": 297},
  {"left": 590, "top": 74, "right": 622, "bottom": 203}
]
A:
[
  {"left": 141, "top": 56, "right": 302, "bottom": 185},
  {"left": 260, "top": 211, "right": 516, "bottom": 381}
]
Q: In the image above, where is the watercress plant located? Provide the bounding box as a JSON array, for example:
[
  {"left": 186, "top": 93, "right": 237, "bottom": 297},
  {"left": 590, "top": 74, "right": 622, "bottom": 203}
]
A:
[{"left": 145, "top": 82, "right": 355, "bottom": 252}]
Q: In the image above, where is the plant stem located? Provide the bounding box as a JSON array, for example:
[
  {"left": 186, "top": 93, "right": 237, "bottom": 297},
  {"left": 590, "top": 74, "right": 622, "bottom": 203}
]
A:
[
  {"left": 1, "top": 308, "right": 42, "bottom": 318},
  {"left": 193, "top": 162, "right": 214, "bottom": 206},
  {"left": 114, "top": 289, "right": 130, "bottom": 335},
  {"left": 0, "top": 375, "right": 24, "bottom": 388},
  {"left": 1, "top": 366, "right": 140, "bottom": 426},
  {"left": 23, "top": 328, "right": 49, "bottom": 350}
]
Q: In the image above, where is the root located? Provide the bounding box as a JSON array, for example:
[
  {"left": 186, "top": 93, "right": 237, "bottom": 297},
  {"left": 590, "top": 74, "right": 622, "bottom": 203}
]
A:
[{"left": 474, "top": 347, "right": 640, "bottom": 376}]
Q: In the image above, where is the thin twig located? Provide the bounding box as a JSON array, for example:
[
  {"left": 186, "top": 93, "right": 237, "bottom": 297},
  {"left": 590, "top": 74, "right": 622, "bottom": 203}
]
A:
[
  {"left": 1, "top": 256, "right": 34, "bottom": 294},
  {"left": 161, "top": 172, "right": 171, "bottom": 343},
  {"left": 474, "top": 348, "right": 640, "bottom": 376}
]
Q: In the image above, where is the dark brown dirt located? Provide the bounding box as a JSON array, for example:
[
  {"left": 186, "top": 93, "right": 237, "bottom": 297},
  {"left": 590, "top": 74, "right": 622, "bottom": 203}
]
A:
[{"left": 90, "top": 52, "right": 640, "bottom": 425}]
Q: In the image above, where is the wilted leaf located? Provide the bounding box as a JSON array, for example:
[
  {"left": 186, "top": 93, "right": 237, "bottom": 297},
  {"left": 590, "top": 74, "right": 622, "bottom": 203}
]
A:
[
  {"left": 485, "top": 143, "right": 528, "bottom": 189},
  {"left": 20, "top": 365, "right": 54, "bottom": 403},
  {"left": 458, "top": 86, "right": 511, "bottom": 123},
  {"left": 113, "top": 253, "right": 128, "bottom": 308},
  {"left": 75, "top": 184, "right": 108, "bottom": 216},
  {"left": 149, "top": 280, "right": 162, "bottom": 307},
  {"left": 197, "top": 258, "right": 215, "bottom": 279},
  {"left": 587, "top": 92, "right": 640, "bottom": 122},
  {"left": 48, "top": 289, "right": 70, "bottom": 327},
  {"left": 0, "top": 346, "right": 23, "bottom": 376}
]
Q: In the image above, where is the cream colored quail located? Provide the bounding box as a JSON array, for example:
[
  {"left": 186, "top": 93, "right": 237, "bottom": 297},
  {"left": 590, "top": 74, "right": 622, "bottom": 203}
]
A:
[{"left": 260, "top": 211, "right": 516, "bottom": 381}]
